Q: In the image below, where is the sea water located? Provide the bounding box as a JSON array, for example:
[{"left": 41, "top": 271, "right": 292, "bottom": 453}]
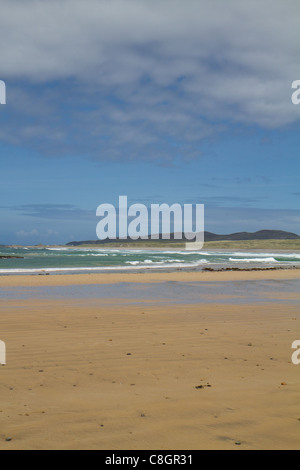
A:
[{"left": 0, "top": 246, "right": 299, "bottom": 275}]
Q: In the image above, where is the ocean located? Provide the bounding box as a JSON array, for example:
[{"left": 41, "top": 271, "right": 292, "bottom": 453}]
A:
[{"left": 0, "top": 246, "right": 300, "bottom": 275}]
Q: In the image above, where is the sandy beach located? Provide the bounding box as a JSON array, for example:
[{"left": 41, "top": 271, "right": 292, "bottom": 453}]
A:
[
  {"left": 0, "top": 270, "right": 299, "bottom": 450},
  {"left": 2, "top": 0, "right": 300, "bottom": 454}
]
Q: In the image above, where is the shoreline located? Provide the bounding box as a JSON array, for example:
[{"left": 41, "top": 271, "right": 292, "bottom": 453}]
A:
[
  {"left": 2, "top": 245, "right": 300, "bottom": 253},
  {"left": 1, "top": 246, "right": 299, "bottom": 279},
  {"left": 0, "top": 263, "right": 299, "bottom": 449},
  {"left": 0, "top": 267, "right": 299, "bottom": 287}
]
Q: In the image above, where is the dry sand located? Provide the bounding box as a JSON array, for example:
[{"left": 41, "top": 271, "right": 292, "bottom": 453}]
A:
[{"left": 0, "top": 270, "right": 299, "bottom": 450}]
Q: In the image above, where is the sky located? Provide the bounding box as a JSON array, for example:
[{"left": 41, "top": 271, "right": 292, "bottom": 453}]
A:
[{"left": 0, "top": 0, "right": 300, "bottom": 245}]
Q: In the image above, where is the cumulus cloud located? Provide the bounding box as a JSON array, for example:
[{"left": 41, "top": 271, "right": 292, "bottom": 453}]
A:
[
  {"left": 0, "top": 0, "right": 300, "bottom": 160},
  {"left": 15, "top": 228, "right": 60, "bottom": 244},
  {"left": 15, "top": 229, "right": 39, "bottom": 238}
]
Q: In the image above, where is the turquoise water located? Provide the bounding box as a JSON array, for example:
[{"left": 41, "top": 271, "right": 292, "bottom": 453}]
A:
[{"left": 0, "top": 246, "right": 300, "bottom": 274}]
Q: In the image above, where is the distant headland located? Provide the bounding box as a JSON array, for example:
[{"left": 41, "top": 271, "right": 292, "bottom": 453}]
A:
[{"left": 66, "top": 230, "right": 300, "bottom": 250}]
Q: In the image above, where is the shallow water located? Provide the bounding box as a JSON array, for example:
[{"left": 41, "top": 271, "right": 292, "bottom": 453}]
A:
[{"left": 1, "top": 279, "right": 299, "bottom": 305}]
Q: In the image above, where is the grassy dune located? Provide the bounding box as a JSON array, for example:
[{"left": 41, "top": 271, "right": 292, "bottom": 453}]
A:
[{"left": 203, "top": 239, "right": 300, "bottom": 250}]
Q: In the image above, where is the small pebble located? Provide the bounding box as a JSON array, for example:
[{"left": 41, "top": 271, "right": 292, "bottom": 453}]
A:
[{"left": 195, "top": 383, "right": 212, "bottom": 389}]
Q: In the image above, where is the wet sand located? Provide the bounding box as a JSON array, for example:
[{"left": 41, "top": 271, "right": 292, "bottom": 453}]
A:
[
  {"left": 0, "top": 268, "right": 299, "bottom": 287},
  {"left": 0, "top": 270, "right": 299, "bottom": 450}
]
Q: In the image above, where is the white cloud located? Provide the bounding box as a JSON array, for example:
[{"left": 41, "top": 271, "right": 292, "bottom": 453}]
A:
[
  {"left": 0, "top": 0, "right": 300, "bottom": 159},
  {"left": 15, "top": 229, "right": 39, "bottom": 238},
  {"left": 14, "top": 228, "right": 60, "bottom": 244}
]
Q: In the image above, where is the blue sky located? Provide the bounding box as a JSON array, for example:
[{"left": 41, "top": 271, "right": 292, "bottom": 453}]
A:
[{"left": 0, "top": 0, "right": 300, "bottom": 245}]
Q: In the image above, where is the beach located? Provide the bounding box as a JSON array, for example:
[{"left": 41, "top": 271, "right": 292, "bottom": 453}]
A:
[
  {"left": 0, "top": 269, "right": 299, "bottom": 450},
  {"left": 2, "top": 0, "right": 300, "bottom": 454}
]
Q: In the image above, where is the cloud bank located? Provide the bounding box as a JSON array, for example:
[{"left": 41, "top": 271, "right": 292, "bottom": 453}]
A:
[{"left": 0, "top": 0, "right": 300, "bottom": 160}]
